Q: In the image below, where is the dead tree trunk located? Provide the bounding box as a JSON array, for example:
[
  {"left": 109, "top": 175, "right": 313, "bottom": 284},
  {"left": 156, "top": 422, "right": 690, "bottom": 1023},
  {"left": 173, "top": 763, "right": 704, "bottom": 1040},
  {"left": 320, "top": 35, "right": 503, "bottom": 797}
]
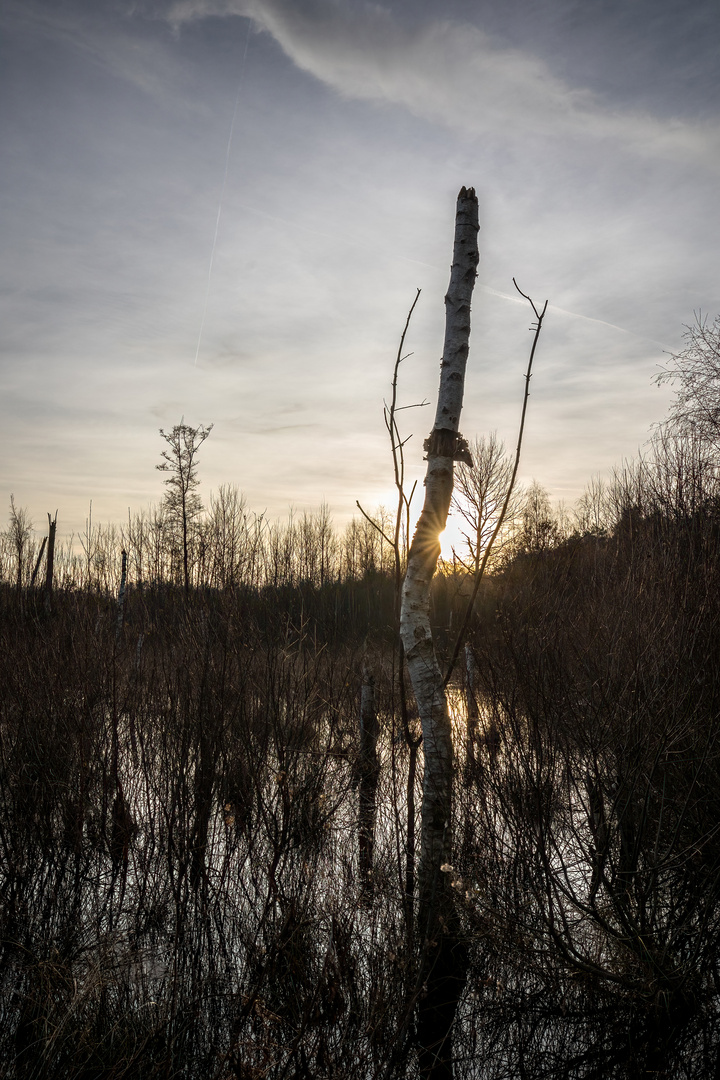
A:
[
  {"left": 115, "top": 549, "right": 128, "bottom": 641},
  {"left": 30, "top": 536, "right": 47, "bottom": 588},
  {"left": 44, "top": 512, "right": 57, "bottom": 614},
  {"left": 400, "top": 187, "right": 479, "bottom": 1078}
]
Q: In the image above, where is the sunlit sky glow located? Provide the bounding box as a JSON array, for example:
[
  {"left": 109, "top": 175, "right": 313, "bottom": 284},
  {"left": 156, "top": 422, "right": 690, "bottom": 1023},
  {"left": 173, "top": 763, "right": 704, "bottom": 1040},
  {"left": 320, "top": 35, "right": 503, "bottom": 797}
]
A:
[{"left": 2, "top": 0, "right": 719, "bottom": 541}]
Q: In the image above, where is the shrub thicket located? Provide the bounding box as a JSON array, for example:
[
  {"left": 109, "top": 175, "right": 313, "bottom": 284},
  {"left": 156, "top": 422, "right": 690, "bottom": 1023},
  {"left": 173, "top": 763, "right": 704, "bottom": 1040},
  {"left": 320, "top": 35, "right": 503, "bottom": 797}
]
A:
[{"left": 2, "top": 434, "right": 720, "bottom": 1077}]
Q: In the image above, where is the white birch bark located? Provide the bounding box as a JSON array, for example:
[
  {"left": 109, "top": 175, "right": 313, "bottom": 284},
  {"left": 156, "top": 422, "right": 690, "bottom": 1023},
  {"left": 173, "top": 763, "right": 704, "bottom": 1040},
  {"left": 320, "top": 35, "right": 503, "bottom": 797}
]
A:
[{"left": 400, "top": 187, "right": 479, "bottom": 937}]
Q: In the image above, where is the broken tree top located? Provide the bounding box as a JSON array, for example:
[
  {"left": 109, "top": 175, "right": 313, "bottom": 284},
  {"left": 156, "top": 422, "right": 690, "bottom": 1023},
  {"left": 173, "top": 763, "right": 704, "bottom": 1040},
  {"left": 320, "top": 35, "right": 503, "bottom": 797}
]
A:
[{"left": 434, "top": 186, "right": 480, "bottom": 433}]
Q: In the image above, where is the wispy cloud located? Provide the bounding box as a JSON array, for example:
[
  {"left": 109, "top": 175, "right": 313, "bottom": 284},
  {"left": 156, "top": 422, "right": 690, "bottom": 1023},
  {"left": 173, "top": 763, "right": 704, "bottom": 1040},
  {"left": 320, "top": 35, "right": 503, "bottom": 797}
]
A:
[{"left": 167, "top": 0, "right": 720, "bottom": 165}]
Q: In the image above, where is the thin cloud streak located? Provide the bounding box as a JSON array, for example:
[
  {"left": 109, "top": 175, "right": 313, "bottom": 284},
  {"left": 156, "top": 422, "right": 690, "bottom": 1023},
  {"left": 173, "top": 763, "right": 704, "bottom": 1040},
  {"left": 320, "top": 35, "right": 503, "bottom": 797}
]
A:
[
  {"left": 195, "top": 19, "right": 252, "bottom": 364},
  {"left": 478, "top": 284, "right": 669, "bottom": 351},
  {"left": 546, "top": 305, "right": 671, "bottom": 351}
]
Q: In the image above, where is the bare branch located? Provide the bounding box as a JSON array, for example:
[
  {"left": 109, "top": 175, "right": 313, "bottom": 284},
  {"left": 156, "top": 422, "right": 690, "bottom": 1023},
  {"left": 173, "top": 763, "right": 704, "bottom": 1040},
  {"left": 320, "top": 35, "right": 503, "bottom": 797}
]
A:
[
  {"left": 444, "top": 282, "right": 548, "bottom": 687},
  {"left": 355, "top": 501, "right": 395, "bottom": 547}
]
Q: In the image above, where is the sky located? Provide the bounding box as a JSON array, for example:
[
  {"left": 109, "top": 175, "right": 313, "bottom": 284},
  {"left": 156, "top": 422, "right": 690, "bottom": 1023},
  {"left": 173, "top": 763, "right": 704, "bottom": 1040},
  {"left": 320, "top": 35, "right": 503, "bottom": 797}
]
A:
[{"left": 2, "top": 0, "right": 720, "bottom": 544}]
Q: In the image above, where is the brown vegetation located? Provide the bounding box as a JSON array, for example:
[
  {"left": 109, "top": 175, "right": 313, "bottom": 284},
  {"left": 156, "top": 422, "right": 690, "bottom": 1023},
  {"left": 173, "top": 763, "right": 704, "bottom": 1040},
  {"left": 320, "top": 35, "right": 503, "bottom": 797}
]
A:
[{"left": 2, "top": 422, "right": 720, "bottom": 1077}]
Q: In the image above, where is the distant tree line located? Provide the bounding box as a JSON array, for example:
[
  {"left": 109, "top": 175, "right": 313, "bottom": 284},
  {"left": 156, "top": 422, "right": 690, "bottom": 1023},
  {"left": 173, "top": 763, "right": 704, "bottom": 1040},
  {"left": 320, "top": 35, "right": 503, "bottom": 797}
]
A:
[{"left": 0, "top": 490, "right": 403, "bottom": 595}]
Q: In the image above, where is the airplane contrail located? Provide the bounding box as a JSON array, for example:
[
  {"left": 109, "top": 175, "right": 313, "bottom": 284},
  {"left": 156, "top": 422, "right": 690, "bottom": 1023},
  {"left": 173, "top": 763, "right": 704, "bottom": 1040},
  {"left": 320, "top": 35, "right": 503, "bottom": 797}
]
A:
[
  {"left": 477, "top": 283, "right": 670, "bottom": 350},
  {"left": 194, "top": 21, "right": 252, "bottom": 366}
]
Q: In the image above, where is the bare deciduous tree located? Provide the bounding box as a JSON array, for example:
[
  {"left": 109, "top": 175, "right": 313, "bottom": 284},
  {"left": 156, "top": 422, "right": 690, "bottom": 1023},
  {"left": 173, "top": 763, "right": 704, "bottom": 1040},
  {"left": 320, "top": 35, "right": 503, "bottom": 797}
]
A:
[
  {"left": 452, "top": 433, "right": 524, "bottom": 572},
  {"left": 514, "top": 480, "right": 561, "bottom": 554},
  {"left": 574, "top": 473, "right": 613, "bottom": 536},
  {"left": 157, "top": 421, "right": 213, "bottom": 594},
  {"left": 656, "top": 312, "right": 720, "bottom": 450},
  {"left": 8, "top": 496, "right": 32, "bottom": 594}
]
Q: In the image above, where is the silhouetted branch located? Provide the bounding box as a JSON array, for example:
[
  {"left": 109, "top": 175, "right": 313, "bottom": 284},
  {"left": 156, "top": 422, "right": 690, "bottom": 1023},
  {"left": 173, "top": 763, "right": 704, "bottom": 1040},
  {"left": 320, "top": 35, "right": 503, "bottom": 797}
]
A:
[{"left": 443, "top": 280, "right": 547, "bottom": 687}]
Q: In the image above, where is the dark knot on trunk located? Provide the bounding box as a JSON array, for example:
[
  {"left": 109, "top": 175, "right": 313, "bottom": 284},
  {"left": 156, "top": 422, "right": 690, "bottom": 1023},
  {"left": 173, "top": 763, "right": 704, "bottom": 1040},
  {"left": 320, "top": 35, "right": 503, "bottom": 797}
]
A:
[{"left": 423, "top": 428, "right": 473, "bottom": 466}]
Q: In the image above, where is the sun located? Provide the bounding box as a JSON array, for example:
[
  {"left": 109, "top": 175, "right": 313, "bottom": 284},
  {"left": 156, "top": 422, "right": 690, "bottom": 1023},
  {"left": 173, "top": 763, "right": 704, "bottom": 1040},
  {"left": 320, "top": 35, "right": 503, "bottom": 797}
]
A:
[{"left": 438, "top": 517, "right": 468, "bottom": 563}]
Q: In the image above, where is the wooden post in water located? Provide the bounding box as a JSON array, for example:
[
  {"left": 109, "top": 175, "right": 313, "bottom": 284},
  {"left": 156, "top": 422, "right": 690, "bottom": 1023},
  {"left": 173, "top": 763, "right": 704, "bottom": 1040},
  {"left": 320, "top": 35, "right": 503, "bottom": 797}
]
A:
[
  {"left": 464, "top": 642, "right": 479, "bottom": 772},
  {"left": 358, "top": 666, "right": 379, "bottom": 893}
]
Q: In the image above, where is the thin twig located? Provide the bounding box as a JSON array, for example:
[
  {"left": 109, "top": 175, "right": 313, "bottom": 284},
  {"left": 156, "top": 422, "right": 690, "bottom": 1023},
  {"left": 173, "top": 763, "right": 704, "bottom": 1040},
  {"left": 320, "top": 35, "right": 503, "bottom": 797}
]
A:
[
  {"left": 394, "top": 400, "right": 430, "bottom": 413},
  {"left": 356, "top": 501, "right": 394, "bottom": 547}
]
